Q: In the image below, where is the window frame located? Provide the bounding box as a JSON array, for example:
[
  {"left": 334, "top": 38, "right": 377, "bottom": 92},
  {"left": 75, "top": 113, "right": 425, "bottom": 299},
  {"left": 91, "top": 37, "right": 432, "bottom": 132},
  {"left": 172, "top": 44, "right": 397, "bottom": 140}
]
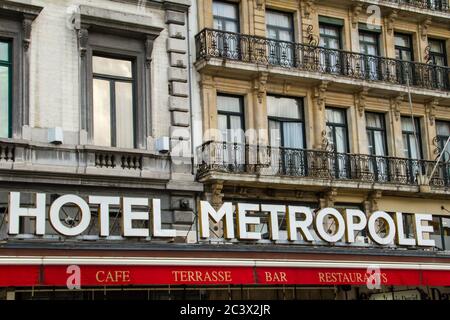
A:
[
  {"left": 359, "top": 30, "right": 380, "bottom": 56},
  {"left": 0, "top": 39, "right": 12, "bottom": 138},
  {"left": 212, "top": 0, "right": 240, "bottom": 33},
  {"left": 394, "top": 32, "right": 414, "bottom": 61},
  {"left": 265, "top": 9, "right": 295, "bottom": 43},
  {"left": 319, "top": 22, "right": 343, "bottom": 50},
  {"left": 365, "top": 112, "right": 388, "bottom": 157},
  {"left": 326, "top": 107, "right": 350, "bottom": 154},
  {"left": 401, "top": 116, "right": 423, "bottom": 160},
  {"left": 92, "top": 53, "right": 137, "bottom": 148},
  {"left": 217, "top": 93, "right": 245, "bottom": 143},
  {"left": 428, "top": 38, "right": 447, "bottom": 66},
  {"left": 267, "top": 95, "right": 306, "bottom": 149}
]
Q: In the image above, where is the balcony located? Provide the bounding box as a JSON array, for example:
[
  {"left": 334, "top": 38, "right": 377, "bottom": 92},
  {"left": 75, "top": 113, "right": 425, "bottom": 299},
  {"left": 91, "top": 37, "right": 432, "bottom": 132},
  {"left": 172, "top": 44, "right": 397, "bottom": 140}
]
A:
[
  {"left": 195, "top": 29, "right": 450, "bottom": 92},
  {"left": 381, "top": 0, "right": 449, "bottom": 11},
  {"left": 197, "top": 141, "right": 450, "bottom": 190}
]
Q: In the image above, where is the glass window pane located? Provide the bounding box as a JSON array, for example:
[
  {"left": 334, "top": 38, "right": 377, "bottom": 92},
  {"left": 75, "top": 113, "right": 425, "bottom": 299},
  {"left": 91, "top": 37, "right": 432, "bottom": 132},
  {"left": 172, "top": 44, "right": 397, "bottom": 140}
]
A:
[
  {"left": 213, "top": 1, "right": 238, "bottom": 20},
  {"left": 373, "top": 131, "right": 386, "bottom": 156},
  {"left": 395, "top": 34, "right": 409, "bottom": 47},
  {"left": 0, "top": 65, "right": 9, "bottom": 138},
  {"left": 366, "top": 113, "right": 383, "bottom": 128},
  {"left": 443, "top": 218, "right": 450, "bottom": 251},
  {"left": 283, "top": 122, "right": 304, "bottom": 149},
  {"left": 0, "top": 42, "right": 9, "bottom": 62},
  {"left": 437, "top": 121, "right": 450, "bottom": 136},
  {"left": 429, "top": 39, "right": 444, "bottom": 54},
  {"left": 229, "top": 115, "right": 244, "bottom": 143},
  {"left": 217, "top": 95, "right": 241, "bottom": 113},
  {"left": 335, "top": 127, "right": 347, "bottom": 153},
  {"left": 266, "top": 11, "right": 291, "bottom": 28},
  {"left": 93, "top": 56, "right": 132, "bottom": 78},
  {"left": 327, "top": 108, "right": 345, "bottom": 124},
  {"left": 218, "top": 114, "right": 228, "bottom": 141},
  {"left": 93, "top": 79, "right": 112, "bottom": 147},
  {"left": 267, "top": 96, "right": 301, "bottom": 119},
  {"left": 115, "top": 82, "right": 134, "bottom": 149},
  {"left": 401, "top": 117, "right": 414, "bottom": 132}
]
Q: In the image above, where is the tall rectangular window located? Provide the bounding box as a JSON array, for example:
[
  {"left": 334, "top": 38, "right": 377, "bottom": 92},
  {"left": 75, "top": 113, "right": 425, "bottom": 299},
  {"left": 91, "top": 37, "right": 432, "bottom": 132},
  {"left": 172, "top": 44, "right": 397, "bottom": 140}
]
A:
[
  {"left": 366, "top": 112, "right": 387, "bottom": 156},
  {"left": 319, "top": 23, "right": 343, "bottom": 74},
  {"left": 266, "top": 10, "right": 294, "bottom": 66},
  {"left": 93, "top": 55, "right": 135, "bottom": 149},
  {"left": 0, "top": 40, "right": 11, "bottom": 138},
  {"left": 326, "top": 108, "right": 349, "bottom": 154},
  {"left": 436, "top": 121, "right": 450, "bottom": 157},
  {"left": 213, "top": 1, "right": 240, "bottom": 58},
  {"left": 217, "top": 94, "right": 244, "bottom": 144},
  {"left": 401, "top": 117, "right": 422, "bottom": 159},
  {"left": 395, "top": 33, "right": 413, "bottom": 61},
  {"left": 429, "top": 38, "right": 447, "bottom": 66},
  {"left": 267, "top": 96, "right": 304, "bottom": 149},
  {"left": 359, "top": 30, "right": 380, "bottom": 80}
]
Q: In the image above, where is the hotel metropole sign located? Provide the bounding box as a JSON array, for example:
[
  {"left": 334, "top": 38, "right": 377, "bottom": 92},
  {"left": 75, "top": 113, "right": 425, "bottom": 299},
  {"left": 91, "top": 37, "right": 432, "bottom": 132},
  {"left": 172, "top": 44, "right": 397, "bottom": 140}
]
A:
[{"left": 7, "top": 192, "right": 436, "bottom": 247}]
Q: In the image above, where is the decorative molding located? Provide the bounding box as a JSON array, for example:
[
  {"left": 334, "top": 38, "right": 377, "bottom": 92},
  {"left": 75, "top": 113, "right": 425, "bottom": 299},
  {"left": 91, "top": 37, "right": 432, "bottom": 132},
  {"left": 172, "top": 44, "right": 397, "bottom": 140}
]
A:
[
  {"left": 255, "top": 0, "right": 265, "bottom": 10},
  {"left": 253, "top": 72, "right": 269, "bottom": 104},
  {"left": 210, "top": 181, "right": 224, "bottom": 209},
  {"left": 282, "top": 81, "right": 291, "bottom": 95},
  {"left": 320, "top": 188, "right": 338, "bottom": 208},
  {"left": 351, "top": 4, "right": 363, "bottom": 28},
  {"left": 426, "top": 98, "right": 439, "bottom": 126},
  {"left": 355, "top": 87, "right": 369, "bottom": 117},
  {"left": 385, "top": 10, "right": 398, "bottom": 35},
  {"left": 22, "top": 15, "right": 33, "bottom": 51},
  {"left": 420, "top": 17, "right": 432, "bottom": 41},
  {"left": 302, "top": 0, "right": 316, "bottom": 19},
  {"left": 314, "top": 81, "right": 329, "bottom": 111},
  {"left": 77, "top": 28, "right": 89, "bottom": 58},
  {"left": 367, "top": 191, "right": 383, "bottom": 212},
  {"left": 306, "top": 24, "right": 319, "bottom": 46},
  {"left": 145, "top": 36, "right": 154, "bottom": 68},
  {"left": 390, "top": 94, "right": 404, "bottom": 121}
]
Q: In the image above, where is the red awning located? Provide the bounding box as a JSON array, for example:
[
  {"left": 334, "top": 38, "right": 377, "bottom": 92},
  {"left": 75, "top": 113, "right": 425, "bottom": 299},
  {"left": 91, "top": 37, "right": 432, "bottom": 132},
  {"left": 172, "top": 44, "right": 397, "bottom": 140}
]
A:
[{"left": 1, "top": 265, "right": 449, "bottom": 287}]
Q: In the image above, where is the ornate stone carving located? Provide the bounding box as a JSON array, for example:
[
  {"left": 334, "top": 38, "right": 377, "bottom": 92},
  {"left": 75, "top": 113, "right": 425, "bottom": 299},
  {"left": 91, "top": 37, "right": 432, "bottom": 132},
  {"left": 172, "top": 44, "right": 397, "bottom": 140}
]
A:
[
  {"left": 253, "top": 72, "right": 268, "bottom": 104},
  {"left": 302, "top": 0, "right": 316, "bottom": 18},
  {"left": 385, "top": 10, "right": 398, "bottom": 35},
  {"left": 367, "top": 191, "right": 382, "bottom": 212},
  {"left": 314, "top": 81, "right": 329, "bottom": 111},
  {"left": 351, "top": 4, "right": 363, "bottom": 28},
  {"left": 145, "top": 36, "right": 154, "bottom": 68},
  {"left": 255, "top": 0, "right": 265, "bottom": 10},
  {"left": 210, "top": 181, "right": 224, "bottom": 209},
  {"left": 390, "top": 94, "right": 404, "bottom": 121},
  {"left": 22, "top": 16, "right": 33, "bottom": 51},
  {"left": 355, "top": 87, "right": 369, "bottom": 117},
  {"left": 77, "top": 28, "right": 89, "bottom": 57},
  {"left": 420, "top": 17, "right": 432, "bottom": 41},
  {"left": 426, "top": 98, "right": 439, "bottom": 126},
  {"left": 320, "top": 188, "right": 338, "bottom": 208}
]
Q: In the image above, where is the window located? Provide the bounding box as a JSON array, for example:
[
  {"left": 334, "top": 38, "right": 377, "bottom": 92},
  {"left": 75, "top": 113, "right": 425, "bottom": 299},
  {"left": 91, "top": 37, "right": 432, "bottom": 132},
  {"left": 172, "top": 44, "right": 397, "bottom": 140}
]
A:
[
  {"left": 326, "top": 108, "right": 349, "bottom": 179},
  {"left": 430, "top": 216, "right": 450, "bottom": 251},
  {"left": 395, "top": 33, "right": 414, "bottom": 61},
  {"left": 268, "top": 96, "right": 305, "bottom": 176},
  {"left": 92, "top": 56, "right": 135, "bottom": 149},
  {"left": 359, "top": 30, "right": 380, "bottom": 80},
  {"left": 0, "top": 40, "right": 11, "bottom": 138},
  {"left": 217, "top": 94, "right": 245, "bottom": 144},
  {"left": 268, "top": 96, "right": 305, "bottom": 149},
  {"left": 213, "top": 1, "right": 240, "bottom": 58},
  {"left": 326, "top": 108, "right": 349, "bottom": 154},
  {"left": 366, "top": 112, "right": 387, "bottom": 157},
  {"left": 319, "top": 23, "right": 343, "bottom": 74},
  {"left": 401, "top": 117, "right": 423, "bottom": 159},
  {"left": 429, "top": 38, "right": 447, "bottom": 66},
  {"left": 436, "top": 121, "right": 450, "bottom": 157},
  {"left": 266, "top": 10, "right": 295, "bottom": 66}
]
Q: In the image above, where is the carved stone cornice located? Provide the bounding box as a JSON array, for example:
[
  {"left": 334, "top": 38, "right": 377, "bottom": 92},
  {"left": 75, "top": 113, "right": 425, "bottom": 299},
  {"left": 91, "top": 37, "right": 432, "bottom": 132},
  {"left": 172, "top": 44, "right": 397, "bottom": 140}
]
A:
[
  {"left": 301, "top": 0, "right": 316, "bottom": 19},
  {"left": 426, "top": 98, "right": 439, "bottom": 126},
  {"left": 385, "top": 10, "right": 398, "bottom": 35},
  {"left": 314, "top": 81, "right": 329, "bottom": 111},
  {"left": 390, "top": 94, "right": 404, "bottom": 121},
  {"left": 255, "top": 0, "right": 265, "bottom": 10},
  {"left": 253, "top": 72, "right": 269, "bottom": 104},
  {"left": 420, "top": 17, "right": 432, "bottom": 41},
  {"left": 355, "top": 87, "right": 369, "bottom": 117},
  {"left": 351, "top": 3, "right": 363, "bottom": 28}
]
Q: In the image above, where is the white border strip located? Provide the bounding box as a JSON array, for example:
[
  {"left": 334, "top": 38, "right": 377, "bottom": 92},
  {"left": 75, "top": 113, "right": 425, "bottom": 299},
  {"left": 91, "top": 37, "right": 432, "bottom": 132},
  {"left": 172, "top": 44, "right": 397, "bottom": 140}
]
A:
[{"left": 1, "top": 256, "right": 450, "bottom": 271}]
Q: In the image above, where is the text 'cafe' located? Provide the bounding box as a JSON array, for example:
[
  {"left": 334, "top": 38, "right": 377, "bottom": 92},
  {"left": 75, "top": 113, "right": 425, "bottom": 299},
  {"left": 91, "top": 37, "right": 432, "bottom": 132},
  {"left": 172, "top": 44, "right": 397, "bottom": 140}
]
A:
[{"left": 2, "top": 192, "right": 450, "bottom": 300}]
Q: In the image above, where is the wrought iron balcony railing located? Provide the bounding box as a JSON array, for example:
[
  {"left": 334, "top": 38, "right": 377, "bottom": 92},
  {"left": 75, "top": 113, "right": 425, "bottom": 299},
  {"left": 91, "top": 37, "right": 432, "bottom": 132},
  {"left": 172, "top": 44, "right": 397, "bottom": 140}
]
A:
[
  {"left": 196, "top": 29, "right": 450, "bottom": 91},
  {"left": 384, "top": 0, "right": 449, "bottom": 11},
  {"left": 197, "top": 141, "right": 450, "bottom": 189}
]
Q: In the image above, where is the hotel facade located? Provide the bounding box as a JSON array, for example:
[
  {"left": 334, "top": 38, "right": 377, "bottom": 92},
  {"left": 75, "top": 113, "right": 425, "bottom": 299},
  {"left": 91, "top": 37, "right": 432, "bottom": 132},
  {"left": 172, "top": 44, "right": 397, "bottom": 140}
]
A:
[{"left": 0, "top": 0, "right": 449, "bottom": 300}]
